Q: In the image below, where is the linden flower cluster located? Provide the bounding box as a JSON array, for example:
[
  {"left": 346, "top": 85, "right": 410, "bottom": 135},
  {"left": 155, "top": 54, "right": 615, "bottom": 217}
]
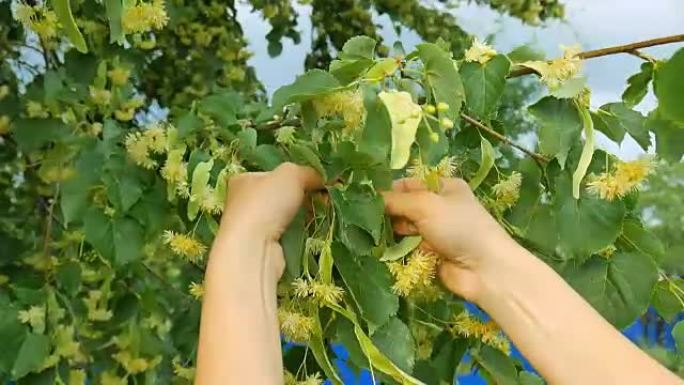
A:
[
  {"left": 18, "top": 305, "right": 46, "bottom": 333},
  {"left": 188, "top": 281, "right": 204, "bottom": 300},
  {"left": 524, "top": 45, "right": 583, "bottom": 90},
  {"left": 113, "top": 350, "right": 162, "bottom": 374},
  {"left": 464, "top": 38, "right": 498, "bottom": 64},
  {"left": 161, "top": 148, "right": 188, "bottom": 194},
  {"left": 312, "top": 89, "right": 365, "bottom": 134},
  {"left": 122, "top": 0, "right": 169, "bottom": 34},
  {"left": 100, "top": 371, "right": 127, "bottom": 385},
  {"left": 387, "top": 250, "right": 439, "bottom": 297},
  {"left": 492, "top": 171, "right": 522, "bottom": 210},
  {"left": 14, "top": 3, "right": 59, "bottom": 40},
  {"left": 83, "top": 290, "right": 113, "bottom": 321},
  {"left": 173, "top": 357, "right": 196, "bottom": 381},
  {"left": 124, "top": 125, "right": 167, "bottom": 169},
  {"left": 451, "top": 312, "right": 511, "bottom": 354},
  {"left": 407, "top": 156, "right": 458, "bottom": 192},
  {"left": 278, "top": 308, "right": 315, "bottom": 343},
  {"left": 162, "top": 230, "right": 207, "bottom": 263},
  {"left": 586, "top": 158, "right": 654, "bottom": 201},
  {"left": 285, "top": 371, "right": 324, "bottom": 385},
  {"left": 292, "top": 277, "right": 345, "bottom": 306}
]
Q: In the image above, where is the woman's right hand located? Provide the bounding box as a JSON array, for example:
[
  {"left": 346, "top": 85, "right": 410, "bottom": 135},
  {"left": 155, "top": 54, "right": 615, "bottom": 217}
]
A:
[{"left": 382, "top": 178, "right": 523, "bottom": 302}]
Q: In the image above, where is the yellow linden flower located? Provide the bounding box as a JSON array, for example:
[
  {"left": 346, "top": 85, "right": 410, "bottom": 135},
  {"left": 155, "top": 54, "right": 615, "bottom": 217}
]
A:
[
  {"left": 69, "top": 369, "right": 86, "bottom": 385},
  {"left": 413, "top": 325, "right": 434, "bottom": 360},
  {"left": 464, "top": 38, "right": 498, "bottom": 64},
  {"left": 276, "top": 126, "right": 297, "bottom": 145},
  {"left": 145, "top": 125, "right": 167, "bottom": 153},
  {"left": 598, "top": 244, "right": 617, "bottom": 259},
  {"left": 100, "top": 371, "right": 127, "bottom": 385},
  {"left": 14, "top": 3, "right": 36, "bottom": 24},
  {"left": 278, "top": 308, "right": 315, "bottom": 343},
  {"left": 115, "top": 108, "right": 136, "bottom": 121},
  {"left": 122, "top": 0, "right": 169, "bottom": 34},
  {"left": 492, "top": 171, "right": 522, "bottom": 209},
  {"left": 586, "top": 158, "right": 654, "bottom": 201},
  {"left": 53, "top": 325, "right": 81, "bottom": 360},
  {"left": 125, "top": 132, "right": 156, "bottom": 169},
  {"left": 299, "top": 373, "right": 324, "bottom": 385},
  {"left": 312, "top": 90, "right": 365, "bottom": 134},
  {"left": 173, "top": 359, "right": 196, "bottom": 381},
  {"left": 161, "top": 148, "right": 188, "bottom": 188},
  {"left": 113, "top": 351, "right": 162, "bottom": 374},
  {"left": 90, "top": 86, "right": 112, "bottom": 106},
  {"left": 284, "top": 370, "right": 298, "bottom": 385},
  {"left": 14, "top": 4, "right": 58, "bottom": 40},
  {"left": 18, "top": 305, "right": 46, "bottom": 333},
  {"left": 387, "top": 250, "right": 438, "bottom": 297},
  {"left": 162, "top": 230, "right": 207, "bottom": 262},
  {"left": 188, "top": 281, "right": 204, "bottom": 300},
  {"left": 0, "top": 115, "right": 11, "bottom": 135},
  {"left": 26, "top": 100, "right": 49, "bottom": 118},
  {"left": 407, "top": 156, "right": 457, "bottom": 192},
  {"left": 309, "top": 281, "right": 345, "bottom": 306},
  {"left": 108, "top": 67, "right": 131, "bottom": 87},
  {"left": 292, "top": 277, "right": 312, "bottom": 298},
  {"left": 451, "top": 312, "right": 510, "bottom": 355},
  {"left": 199, "top": 187, "right": 222, "bottom": 215},
  {"left": 0, "top": 85, "right": 9, "bottom": 100},
  {"left": 523, "top": 44, "right": 583, "bottom": 90}
]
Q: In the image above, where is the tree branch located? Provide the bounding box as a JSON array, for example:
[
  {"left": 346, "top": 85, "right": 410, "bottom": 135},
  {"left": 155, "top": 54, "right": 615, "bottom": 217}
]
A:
[
  {"left": 461, "top": 113, "right": 549, "bottom": 163},
  {"left": 509, "top": 34, "right": 684, "bottom": 77}
]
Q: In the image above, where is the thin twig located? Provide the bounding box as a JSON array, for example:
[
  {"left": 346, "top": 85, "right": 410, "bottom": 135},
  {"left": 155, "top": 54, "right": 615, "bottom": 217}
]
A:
[
  {"left": 461, "top": 113, "right": 549, "bottom": 163},
  {"left": 628, "top": 49, "right": 657, "bottom": 62},
  {"left": 509, "top": 34, "right": 684, "bottom": 77},
  {"left": 43, "top": 185, "right": 60, "bottom": 258}
]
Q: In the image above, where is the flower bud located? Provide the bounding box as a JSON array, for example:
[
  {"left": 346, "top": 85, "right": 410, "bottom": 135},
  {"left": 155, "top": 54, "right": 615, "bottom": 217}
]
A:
[
  {"left": 441, "top": 117, "right": 454, "bottom": 130},
  {"left": 429, "top": 132, "right": 439, "bottom": 143},
  {"left": 436, "top": 102, "right": 450, "bottom": 112},
  {"left": 424, "top": 105, "right": 436, "bottom": 114}
]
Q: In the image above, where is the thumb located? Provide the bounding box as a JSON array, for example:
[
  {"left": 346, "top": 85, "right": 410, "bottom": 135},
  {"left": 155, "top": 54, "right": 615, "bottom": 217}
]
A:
[{"left": 382, "top": 190, "right": 434, "bottom": 222}]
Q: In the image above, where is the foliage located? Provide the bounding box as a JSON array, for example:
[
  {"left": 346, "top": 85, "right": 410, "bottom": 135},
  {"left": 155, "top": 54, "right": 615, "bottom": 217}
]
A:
[{"left": 0, "top": 0, "right": 683, "bottom": 384}]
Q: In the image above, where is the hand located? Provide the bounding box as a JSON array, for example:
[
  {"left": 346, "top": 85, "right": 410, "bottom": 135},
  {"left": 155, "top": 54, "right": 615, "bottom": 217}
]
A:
[
  {"left": 383, "top": 178, "right": 520, "bottom": 301},
  {"left": 220, "top": 162, "right": 323, "bottom": 241}
]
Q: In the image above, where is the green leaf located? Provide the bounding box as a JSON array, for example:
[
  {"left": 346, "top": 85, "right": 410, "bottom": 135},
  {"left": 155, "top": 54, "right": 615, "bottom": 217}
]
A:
[
  {"left": 61, "top": 145, "right": 104, "bottom": 224},
  {"left": 472, "top": 346, "right": 519, "bottom": 385},
  {"left": 55, "top": 262, "right": 81, "bottom": 296},
  {"left": 572, "top": 104, "right": 594, "bottom": 199},
  {"left": 381, "top": 236, "right": 422, "bottom": 262},
  {"left": 330, "top": 184, "right": 384, "bottom": 244},
  {"left": 333, "top": 243, "right": 398, "bottom": 327},
  {"left": 529, "top": 97, "right": 582, "bottom": 169},
  {"left": 52, "top": 0, "right": 87, "bottom": 53},
  {"left": 519, "top": 371, "right": 545, "bottom": 385},
  {"left": 469, "top": 137, "right": 495, "bottom": 190},
  {"left": 281, "top": 209, "right": 306, "bottom": 278},
  {"left": 177, "top": 111, "right": 203, "bottom": 138},
  {"left": 594, "top": 103, "right": 650, "bottom": 150},
  {"left": 12, "top": 119, "right": 71, "bottom": 152},
  {"left": 555, "top": 175, "right": 625, "bottom": 260},
  {"left": 354, "top": 324, "right": 426, "bottom": 385},
  {"left": 654, "top": 48, "right": 684, "bottom": 123},
  {"left": 340, "top": 36, "right": 377, "bottom": 60},
  {"left": 592, "top": 110, "right": 625, "bottom": 143},
  {"left": 12, "top": 333, "right": 49, "bottom": 379},
  {"left": 288, "top": 142, "right": 327, "bottom": 180},
  {"left": 673, "top": 321, "right": 684, "bottom": 353},
  {"left": 84, "top": 207, "right": 114, "bottom": 260},
  {"left": 272, "top": 70, "right": 341, "bottom": 111},
  {"left": 250, "top": 144, "right": 285, "bottom": 171},
  {"left": 104, "top": 0, "right": 124, "bottom": 44},
  {"left": 371, "top": 318, "right": 415, "bottom": 373},
  {"left": 651, "top": 116, "right": 684, "bottom": 162},
  {"left": 565, "top": 252, "right": 658, "bottom": 328},
  {"left": 198, "top": 92, "right": 241, "bottom": 127},
  {"left": 378, "top": 90, "right": 422, "bottom": 169},
  {"left": 417, "top": 43, "right": 465, "bottom": 122},
  {"left": 414, "top": 333, "right": 467, "bottom": 384},
  {"left": 335, "top": 318, "right": 368, "bottom": 370},
  {"left": 187, "top": 159, "right": 214, "bottom": 221},
  {"left": 359, "top": 86, "right": 392, "bottom": 163},
  {"left": 460, "top": 54, "right": 511, "bottom": 118},
  {"left": 622, "top": 62, "right": 653, "bottom": 108},
  {"left": 112, "top": 217, "right": 143, "bottom": 265},
  {"left": 652, "top": 279, "right": 684, "bottom": 322},
  {"left": 237, "top": 128, "right": 257, "bottom": 154},
  {"left": 617, "top": 218, "right": 665, "bottom": 262},
  {"left": 0, "top": 305, "right": 25, "bottom": 374}
]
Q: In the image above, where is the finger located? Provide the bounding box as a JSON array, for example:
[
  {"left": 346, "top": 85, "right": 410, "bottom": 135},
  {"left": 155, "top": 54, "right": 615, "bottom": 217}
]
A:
[
  {"left": 382, "top": 190, "right": 433, "bottom": 222},
  {"left": 392, "top": 178, "right": 428, "bottom": 193},
  {"left": 440, "top": 178, "right": 470, "bottom": 195},
  {"left": 392, "top": 218, "right": 418, "bottom": 235},
  {"left": 274, "top": 162, "right": 325, "bottom": 191}
]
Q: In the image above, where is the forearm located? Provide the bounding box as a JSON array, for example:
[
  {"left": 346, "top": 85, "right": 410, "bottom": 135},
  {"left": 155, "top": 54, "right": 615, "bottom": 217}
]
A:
[
  {"left": 195, "top": 231, "right": 283, "bottom": 385},
  {"left": 475, "top": 242, "right": 681, "bottom": 385}
]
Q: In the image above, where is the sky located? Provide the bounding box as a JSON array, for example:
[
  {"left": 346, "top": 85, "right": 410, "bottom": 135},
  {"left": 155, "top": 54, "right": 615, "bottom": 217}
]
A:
[{"left": 236, "top": 0, "right": 684, "bottom": 159}]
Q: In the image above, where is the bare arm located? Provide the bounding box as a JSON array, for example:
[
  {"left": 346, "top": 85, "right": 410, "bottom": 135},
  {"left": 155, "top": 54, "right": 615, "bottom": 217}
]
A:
[
  {"left": 383, "top": 177, "right": 682, "bottom": 385},
  {"left": 195, "top": 163, "right": 322, "bottom": 385}
]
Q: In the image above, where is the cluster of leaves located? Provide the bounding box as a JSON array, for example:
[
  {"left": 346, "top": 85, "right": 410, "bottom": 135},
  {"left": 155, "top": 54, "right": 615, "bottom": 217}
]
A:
[{"left": 0, "top": 0, "right": 683, "bottom": 385}]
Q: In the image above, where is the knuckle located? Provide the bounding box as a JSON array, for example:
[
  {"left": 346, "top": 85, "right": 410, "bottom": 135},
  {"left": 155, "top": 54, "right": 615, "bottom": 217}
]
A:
[{"left": 276, "top": 161, "right": 299, "bottom": 174}]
